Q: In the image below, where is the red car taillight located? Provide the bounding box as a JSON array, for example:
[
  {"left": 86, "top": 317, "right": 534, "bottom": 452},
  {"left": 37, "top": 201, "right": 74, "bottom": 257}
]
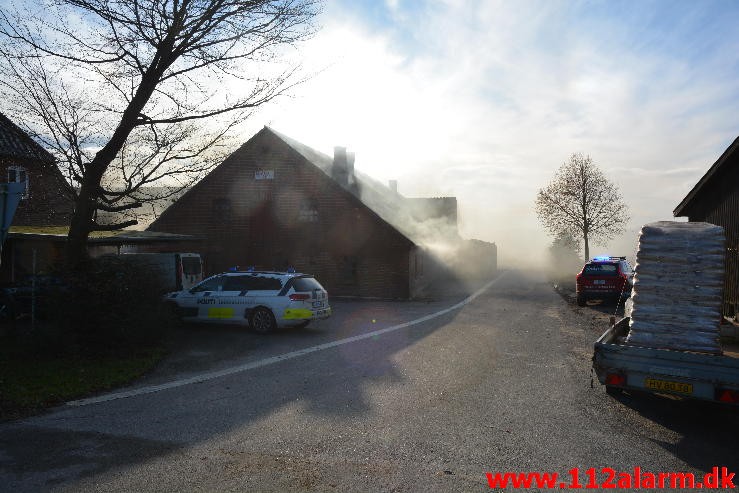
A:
[
  {"left": 605, "top": 373, "right": 626, "bottom": 386},
  {"left": 289, "top": 293, "right": 310, "bottom": 301},
  {"left": 716, "top": 388, "right": 739, "bottom": 404}
]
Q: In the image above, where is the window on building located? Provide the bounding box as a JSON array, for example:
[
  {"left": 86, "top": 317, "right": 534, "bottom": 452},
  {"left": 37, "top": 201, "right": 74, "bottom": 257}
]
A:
[
  {"left": 8, "top": 166, "right": 29, "bottom": 199},
  {"left": 212, "top": 198, "right": 232, "bottom": 222},
  {"left": 339, "top": 256, "right": 358, "bottom": 284},
  {"left": 298, "top": 198, "right": 319, "bottom": 222}
]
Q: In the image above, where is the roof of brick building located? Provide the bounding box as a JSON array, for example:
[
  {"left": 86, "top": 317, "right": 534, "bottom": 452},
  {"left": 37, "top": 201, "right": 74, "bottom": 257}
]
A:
[
  {"left": 674, "top": 135, "right": 739, "bottom": 217},
  {"left": 269, "top": 127, "right": 459, "bottom": 246},
  {"left": 0, "top": 112, "right": 54, "bottom": 162}
]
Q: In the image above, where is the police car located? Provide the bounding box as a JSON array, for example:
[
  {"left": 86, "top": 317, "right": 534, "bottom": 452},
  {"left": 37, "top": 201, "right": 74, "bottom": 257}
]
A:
[
  {"left": 165, "top": 270, "right": 331, "bottom": 333},
  {"left": 576, "top": 256, "right": 633, "bottom": 306}
]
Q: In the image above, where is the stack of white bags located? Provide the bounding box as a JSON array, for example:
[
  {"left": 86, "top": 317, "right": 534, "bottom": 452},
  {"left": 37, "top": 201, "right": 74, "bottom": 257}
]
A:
[{"left": 625, "top": 221, "right": 725, "bottom": 354}]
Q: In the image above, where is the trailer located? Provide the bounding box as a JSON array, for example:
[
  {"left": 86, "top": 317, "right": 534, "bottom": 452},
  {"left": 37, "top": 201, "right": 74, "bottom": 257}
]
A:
[{"left": 593, "top": 317, "right": 739, "bottom": 404}]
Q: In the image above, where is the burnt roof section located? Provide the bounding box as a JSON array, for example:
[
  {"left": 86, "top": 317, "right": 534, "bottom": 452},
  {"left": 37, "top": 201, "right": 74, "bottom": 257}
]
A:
[
  {"left": 0, "top": 112, "right": 54, "bottom": 163},
  {"left": 674, "top": 135, "right": 739, "bottom": 217},
  {"left": 269, "top": 127, "right": 446, "bottom": 245}
]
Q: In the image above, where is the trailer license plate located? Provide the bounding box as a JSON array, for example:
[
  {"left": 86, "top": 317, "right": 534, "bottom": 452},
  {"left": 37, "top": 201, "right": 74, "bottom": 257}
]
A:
[{"left": 645, "top": 378, "right": 693, "bottom": 395}]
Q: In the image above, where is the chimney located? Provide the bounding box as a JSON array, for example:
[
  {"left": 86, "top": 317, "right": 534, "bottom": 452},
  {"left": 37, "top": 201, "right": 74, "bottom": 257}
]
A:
[
  {"left": 389, "top": 180, "right": 398, "bottom": 194},
  {"left": 347, "top": 152, "right": 355, "bottom": 175},
  {"left": 333, "top": 146, "right": 347, "bottom": 168},
  {"left": 332, "top": 146, "right": 352, "bottom": 186}
]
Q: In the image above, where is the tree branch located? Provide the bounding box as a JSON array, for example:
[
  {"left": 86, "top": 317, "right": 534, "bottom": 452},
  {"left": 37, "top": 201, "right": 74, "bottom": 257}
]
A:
[
  {"left": 90, "top": 219, "right": 138, "bottom": 231},
  {"left": 94, "top": 201, "right": 143, "bottom": 213}
]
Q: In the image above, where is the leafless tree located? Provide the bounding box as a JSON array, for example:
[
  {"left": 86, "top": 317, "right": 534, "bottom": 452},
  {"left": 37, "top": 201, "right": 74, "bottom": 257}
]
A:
[
  {"left": 536, "top": 153, "right": 629, "bottom": 261},
  {"left": 547, "top": 231, "right": 582, "bottom": 279},
  {"left": 0, "top": 0, "right": 320, "bottom": 264}
]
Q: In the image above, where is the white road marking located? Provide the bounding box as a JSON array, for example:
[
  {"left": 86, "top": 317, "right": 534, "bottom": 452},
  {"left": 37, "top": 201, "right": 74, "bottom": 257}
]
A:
[{"left": 67, "top": 272, "right": 507, "bottom": 407}]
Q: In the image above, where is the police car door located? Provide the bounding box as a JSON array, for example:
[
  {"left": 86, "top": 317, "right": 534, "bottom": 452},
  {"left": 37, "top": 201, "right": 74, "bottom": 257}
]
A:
[
  {"left": 184, "top": 275, "right": 224, "bottom": 321},
  {"left": 216, "top": 275, "right": 253, "bottom": 322}
]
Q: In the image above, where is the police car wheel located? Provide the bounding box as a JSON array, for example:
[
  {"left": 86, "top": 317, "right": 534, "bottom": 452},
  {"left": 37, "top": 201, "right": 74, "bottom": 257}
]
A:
[{"left": 251, "top": 307, "right": 276, "bottom": 334}]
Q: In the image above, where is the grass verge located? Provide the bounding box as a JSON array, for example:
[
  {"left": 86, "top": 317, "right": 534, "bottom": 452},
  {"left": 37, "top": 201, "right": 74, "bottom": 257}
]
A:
[
  {"left": 9, "top": 225, "right": 125, "bottom": 237},
  {"left": 0, "top": 348, "right": 165, "bottom": 421},
  {"left": 550, "top": 274, "right": 576, "bottom": 303}
]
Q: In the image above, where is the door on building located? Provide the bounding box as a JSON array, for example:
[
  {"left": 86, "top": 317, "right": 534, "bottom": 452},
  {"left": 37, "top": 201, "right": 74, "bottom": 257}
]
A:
[{"left": 248, "top": 199, "right": 278, "bottom": 268}]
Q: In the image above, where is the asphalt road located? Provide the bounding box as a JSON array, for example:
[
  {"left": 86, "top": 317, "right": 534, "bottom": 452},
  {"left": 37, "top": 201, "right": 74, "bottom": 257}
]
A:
[{"left": 2, "top": 269, "right": 738, "bottom": 492}]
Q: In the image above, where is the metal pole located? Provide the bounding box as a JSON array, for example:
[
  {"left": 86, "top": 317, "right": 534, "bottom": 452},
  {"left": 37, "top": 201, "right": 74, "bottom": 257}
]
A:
[
  {"left": 0, "top": 186, "right": 7, "bottom": 269},
  {"left": 31, "top": 248, "right": 36, "bottom": 330}
]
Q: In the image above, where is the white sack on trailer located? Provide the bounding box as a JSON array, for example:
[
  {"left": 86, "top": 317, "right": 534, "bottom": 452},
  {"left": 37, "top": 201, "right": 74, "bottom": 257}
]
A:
[{"left": 625, "top": 221, "right": 725, "bottom": 354}]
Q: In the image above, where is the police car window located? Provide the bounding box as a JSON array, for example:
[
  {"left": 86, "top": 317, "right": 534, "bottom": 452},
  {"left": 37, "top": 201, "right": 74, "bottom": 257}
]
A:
[
  {"left": 293, "top": 277, "right": 323, "bottom": 291},
  {"left": 583, "top": 263, "right": 618, "bottom": 276},
  {"left": 223, "top": 276, "right": 254, "bottom": 291},
  {"left": 252, "top": 277, "right": 282, "bottom": 290},
  {"left": 191, "top": 277, "right": 222, "bottom": 292}
]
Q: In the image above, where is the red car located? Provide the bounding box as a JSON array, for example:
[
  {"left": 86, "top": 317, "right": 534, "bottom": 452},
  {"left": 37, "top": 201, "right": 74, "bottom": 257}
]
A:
[{"left": 576, "top": 256, "right": 633, "bottom": 306}]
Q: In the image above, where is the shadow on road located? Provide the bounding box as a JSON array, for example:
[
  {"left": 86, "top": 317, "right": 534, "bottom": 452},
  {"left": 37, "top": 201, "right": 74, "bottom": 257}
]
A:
[
  {"left": 0, "top": 426, "right": 177, "bottom": 484},
  {"left": 606, "top": 390, "right": 739, "bottom": 473},
  {"left": 0, "top": 275, "right": 497, "bottom": 491}
]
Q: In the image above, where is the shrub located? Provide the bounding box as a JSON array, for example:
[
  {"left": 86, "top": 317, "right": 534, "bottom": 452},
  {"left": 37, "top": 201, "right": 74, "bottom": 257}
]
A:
[{"left": 42, "top": 256, "right": 175, "bottom": 355}]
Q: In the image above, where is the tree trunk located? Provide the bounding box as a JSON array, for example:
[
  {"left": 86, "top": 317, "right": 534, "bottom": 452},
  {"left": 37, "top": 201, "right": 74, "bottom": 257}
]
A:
[
  {"left": 583, "top": 234, "right": 590, "bottom": 262},
  {"left": 65, "top": 161, "right": 108, "bottom": 267},
  {"left": 66, "top": 189, "right": 94, "bottom": 267},
  {"left": 64, "top": 55, "right": 172, "bottom": 266}
]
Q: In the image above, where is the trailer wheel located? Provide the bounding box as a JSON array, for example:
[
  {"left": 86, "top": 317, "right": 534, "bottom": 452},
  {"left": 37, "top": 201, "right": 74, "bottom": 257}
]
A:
[
  {"left": 0, "top": 291, "right": 16, "bottom": 324},
  {"left": 605, "top": 385, "right": 623, "bottom": 396}
]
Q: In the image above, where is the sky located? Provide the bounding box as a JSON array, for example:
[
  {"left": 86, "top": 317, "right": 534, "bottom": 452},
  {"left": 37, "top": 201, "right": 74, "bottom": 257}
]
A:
[
  {"left": 245, "top": 0, "right": 739, "bottom": 266},
  {"left": 2, "top": 0, "right": 738, "bottom": 267}
]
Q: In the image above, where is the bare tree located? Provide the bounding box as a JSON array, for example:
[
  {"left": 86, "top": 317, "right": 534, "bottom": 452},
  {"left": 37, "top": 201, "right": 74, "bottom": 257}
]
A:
[
  {"left": 536, "top": 153, "right": 629, "bottom": 261},
  {"left": 547, "top": 231, "right": 582, "bottom": 279},
  {"left": 0, "top": 0, "right": 320, "bottom": 264}
]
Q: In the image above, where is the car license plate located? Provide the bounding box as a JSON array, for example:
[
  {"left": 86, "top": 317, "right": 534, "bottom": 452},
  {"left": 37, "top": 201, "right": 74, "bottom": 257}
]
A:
[
  {"left": 312, "top": 301, "right": 324, "bottom": 308},
  {"left": 644, "top": 378, "right": 693, "bottom": 395},
  {"left": 594, "top": 280, "right": 606, "bottom": 285}
]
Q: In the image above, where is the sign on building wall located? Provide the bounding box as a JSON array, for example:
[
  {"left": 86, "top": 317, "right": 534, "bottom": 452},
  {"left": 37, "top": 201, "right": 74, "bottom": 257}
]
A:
[{"left": 255, "top": 169, "right": 274, "bottom": 180}]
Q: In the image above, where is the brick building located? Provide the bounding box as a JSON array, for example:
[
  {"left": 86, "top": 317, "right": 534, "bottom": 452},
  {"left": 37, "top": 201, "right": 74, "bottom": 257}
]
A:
[
  {"left": 0, "top": 112, "right": 75, "bottom": 281},
  {"left": 0, "top": 112, "right": 73, "bottom": 226},
  {"left": 149, "top": 127, "right": 494, "bottom": 298}
]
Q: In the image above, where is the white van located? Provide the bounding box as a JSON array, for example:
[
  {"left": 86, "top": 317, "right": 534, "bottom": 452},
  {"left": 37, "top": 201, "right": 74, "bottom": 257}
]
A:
[{"left": 120, "top": 252, "right": 203, "bottom": 291}]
